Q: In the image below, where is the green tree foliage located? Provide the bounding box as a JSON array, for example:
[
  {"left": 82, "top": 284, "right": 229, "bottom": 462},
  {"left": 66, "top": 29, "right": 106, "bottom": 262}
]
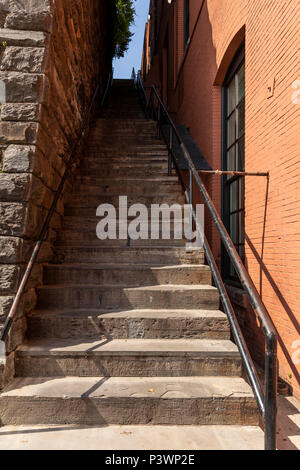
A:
[{"left": 113, "top": 0, "right": 136, "bottom": 58}]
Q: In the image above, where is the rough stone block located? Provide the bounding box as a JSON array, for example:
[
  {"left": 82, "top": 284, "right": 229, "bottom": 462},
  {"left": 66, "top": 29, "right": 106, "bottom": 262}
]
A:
[
  {"left": 0, "top": 202, "right": 27, "bottom": 237},
  {"left": 0, "top": 264, "right": 20, "bottom": 294},
  {"left": 0, "top": 28, "right": 47, "bottom": 47},
  {"left": 2, "top": 145, "right": 35, "bottom": 173},
  {"left": 4, "top": 1, "right": 52, "bottom": 32},
  {"left": 0, "top": 236, "right": 23, "bottom": 263},
  {"left": 0, "top": 173, "right": 31, "bottom": 201},
  {"left": 0, "top": 46, "right": 45, "bottom": 73},
  {"left": 0, "top": 122, "right": 37, "bottom": 144},
  {"left": 0, "top": 295, "right": 13, "bottom": 319},
  {"left": 0, "top": 72, "right": 43, "bottom": 103},
  {"left": 1, "top": 103, "right": 40, "bottom": 121}
]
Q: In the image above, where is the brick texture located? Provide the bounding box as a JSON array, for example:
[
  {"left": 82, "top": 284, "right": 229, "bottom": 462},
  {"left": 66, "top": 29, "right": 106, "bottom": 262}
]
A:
[{"left": 144, "top": 0, "right": 300, "bottom": 398}]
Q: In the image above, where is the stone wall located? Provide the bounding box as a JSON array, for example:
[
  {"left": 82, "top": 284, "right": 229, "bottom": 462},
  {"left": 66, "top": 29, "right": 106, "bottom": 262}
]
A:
[{"left": 0, "top": 0, "right": 113, "bottom": 387}]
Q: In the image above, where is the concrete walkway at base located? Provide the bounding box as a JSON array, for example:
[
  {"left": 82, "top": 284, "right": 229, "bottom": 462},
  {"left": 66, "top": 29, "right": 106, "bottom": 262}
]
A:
[{"left": 0, "top": 425, "right": 264, "bottom": 450}]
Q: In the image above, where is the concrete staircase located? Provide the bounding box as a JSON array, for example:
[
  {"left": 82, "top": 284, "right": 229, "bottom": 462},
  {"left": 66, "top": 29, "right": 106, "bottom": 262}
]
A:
[{"left": 0, "top": 80, "right": 260, "bottom": 446}]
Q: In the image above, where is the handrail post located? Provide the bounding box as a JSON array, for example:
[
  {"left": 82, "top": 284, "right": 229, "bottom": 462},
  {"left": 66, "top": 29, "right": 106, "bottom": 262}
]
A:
[{"left": 265, "top": 333, "right": 278, "bottom": 450}]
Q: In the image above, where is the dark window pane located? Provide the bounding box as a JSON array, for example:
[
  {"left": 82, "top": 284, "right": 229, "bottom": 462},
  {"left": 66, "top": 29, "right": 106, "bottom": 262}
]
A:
[
  {"left": 237, "top": 63, "right": 245, "bottom": 101},
  {"left": 227, "top": 79, "right": 236, "bottom": 116},
  {"left": 238, "top": 99, "right": 245, "bottom": 138},
  {"left": 230, "top": 181, "right": 237, "bottom": 212},
  {"left": 226, "top": 146, "right": 236, "bottom": 174},
  {"left": 239, "top": 211, "right": 245, "bottom": 244},
  {"left": 230, "top": 214, "right": 237, "bottom": 244},
  {"left": 227, "top": 113, "right": 236, "bottom": 147},
  {"left": 237, "top": 138, "right": 245, "bottom": 171}
]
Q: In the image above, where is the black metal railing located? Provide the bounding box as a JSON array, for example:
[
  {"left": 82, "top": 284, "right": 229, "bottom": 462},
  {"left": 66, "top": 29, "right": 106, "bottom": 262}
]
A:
[
  {"left": 136, "top": 72, "right": 277, "bottom": 450},
  {"left": 0, "top": 72, "right": 113, "bottom": 348}
]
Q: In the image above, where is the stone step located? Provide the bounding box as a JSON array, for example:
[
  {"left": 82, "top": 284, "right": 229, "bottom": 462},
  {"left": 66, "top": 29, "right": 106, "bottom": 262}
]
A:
[
  {"left": 74, "top": 175, "right": 178, "bottom": 185},
  {"left": 77, "top": 166, "right": 168, "bottom": 178},
  {"left": 89, "top": 136, "right": 160, "bottom": 143},
  {"left": 36, "top": 284, "right": 220, "bottom": 310},
  {"left": 0, "top": 424, "right": 265, "bottom": 451},
  {"left": 101, "top": 113, "right": 146, "bottom": 119},
  {"left": 0, "top": 376, "right": 259, "bottom": 426},
  {"left": 80, "top": 156, "right": 170, "bottom": 168},
  {"left": 61, "top": 217, "right": 193, "bottom": 236},
  {"left": 94, "top": 118, "right": 157, "bottom": 126},
  {"left": 90, "top": 129, "right": 158, "bottom": 138},
  {"left": 72, "top": 178, "right": 181, "bottom": 195},
  {"left": 52, "top": 246, "right": 205, "bottom": 265},
  {"left": 56, "top": 232, "right": 188, "bottom": 246},
  {"left": 43, "top": 264, "right": 212, "bottom": 286},
  {"left": 87, "top": 145, "right": 167, "bottom": 153},
  {"left": 84, "top": 150, "right": 169, "bottom": 158},
  {"left": 15, "top": 338, "right": 242, "bottom": 378},
  {"left": 27, "top": 308, "right": 230, "bottom": 340},
  {"left": 64, "top": 195, "right": 185, "bottom": 214}
]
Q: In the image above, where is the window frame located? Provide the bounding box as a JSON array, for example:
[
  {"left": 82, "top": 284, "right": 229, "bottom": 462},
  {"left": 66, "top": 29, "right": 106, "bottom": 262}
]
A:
[{"left": 221, "top": 44, "right": 245, "bottom": 284}]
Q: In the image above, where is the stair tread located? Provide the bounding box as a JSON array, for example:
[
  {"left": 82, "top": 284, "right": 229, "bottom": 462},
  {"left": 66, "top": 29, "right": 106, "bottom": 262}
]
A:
[
  {"left": 28, "top": 308, "right": 227, "bottom": 319},
  {"left": 2, "top": 376, "right": 254, "bottom": 399},
  {"left": 0, "top": 424, "right": 265, "bottom": 450},
  {"left": 38, "top": 283, "right": 217, "bottom": 291},
  {"left": 53, "top": 245, "right": 203, "bottom": 251},
  {"left": 17, "top": 338, "right": 239, "bottom": 356},
  {"left": 44, "top": 263, "right": 209, "bottom": 270}
]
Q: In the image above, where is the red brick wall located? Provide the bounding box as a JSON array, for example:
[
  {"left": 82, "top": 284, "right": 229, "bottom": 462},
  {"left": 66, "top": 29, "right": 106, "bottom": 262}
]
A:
[{"left": 144, "top": 0, "right": 300, "bottom": 398}]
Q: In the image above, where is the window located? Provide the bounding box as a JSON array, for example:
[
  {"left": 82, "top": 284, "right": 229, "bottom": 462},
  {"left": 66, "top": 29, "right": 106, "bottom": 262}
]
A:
[
  {"left": 184, "top": 0, "right": 190, "bottom": 49},
  {"left": 222, "top": 46, "right": 245, "bottom": 282}
]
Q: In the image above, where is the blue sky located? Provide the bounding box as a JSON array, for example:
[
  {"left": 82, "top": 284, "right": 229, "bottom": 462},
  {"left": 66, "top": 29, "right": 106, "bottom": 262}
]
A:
[{"left": 113, "top": 0, "right": 150, "bottom": 78}]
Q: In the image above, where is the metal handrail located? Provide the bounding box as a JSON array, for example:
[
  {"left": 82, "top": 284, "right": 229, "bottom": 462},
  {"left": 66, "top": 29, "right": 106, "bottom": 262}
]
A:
[
  {"left": 0, "top": 72, "right": 113, "bottom": 347},
  {"left": 136, "top": 73, "right": 277, "bottom": 450}
]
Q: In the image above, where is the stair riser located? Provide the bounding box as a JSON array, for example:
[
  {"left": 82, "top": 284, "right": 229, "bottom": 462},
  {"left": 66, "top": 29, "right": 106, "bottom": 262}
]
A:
[
  {"left": 89, "top": 137, "right": 160, "bottom": 144},
  {"left": 65, "top": 195, "right": 184, "bottom": 209},
  {"left": 37, "top": 287, "right": 220, "bottom": 310},
  {"left": 90, "top": 132, "right": 158, "bottom": 139},
  {"left": 84, "top": 152, "right": 169, "bottom": 159},
  {"left": 15, "top": 355, "right": 242, "bottom": 378},
  {"left": 77, "top": 167, "right": 169, "bottom": 178},
  {"left": 93, "top": 120, "right": 157, "bottom": 128},
  {"left": 43, "top": 266, "right": 211, "bottom": 286},
  {"left": 27, "top": 316, "right": 230, "bottom": 340},
  {"left": 52, "top": 247, "right": 205, "bottom": 265},
  {"left": 72, "top": 183, "right": 180, "bottom": 195},
  {"left": 0, "top": 397, "right": 259, "bottom": 426},
  {"left": 64, "top": 201, "right": 186, "bottom": 216},
  {"left": 56, "top": 234, "right": 187, "bottom": 246},
  {"left": 102, "top": 113, "right": 145, "bottom": 118},
  {"left": 87, "top": 146, "right": 167, "bottom": 153},
  {"left": 62, "top": 219, "right": 194, "bottom": 236},
  {"left": 73, "top": 175, "right": 177, "bottom": 185}
]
